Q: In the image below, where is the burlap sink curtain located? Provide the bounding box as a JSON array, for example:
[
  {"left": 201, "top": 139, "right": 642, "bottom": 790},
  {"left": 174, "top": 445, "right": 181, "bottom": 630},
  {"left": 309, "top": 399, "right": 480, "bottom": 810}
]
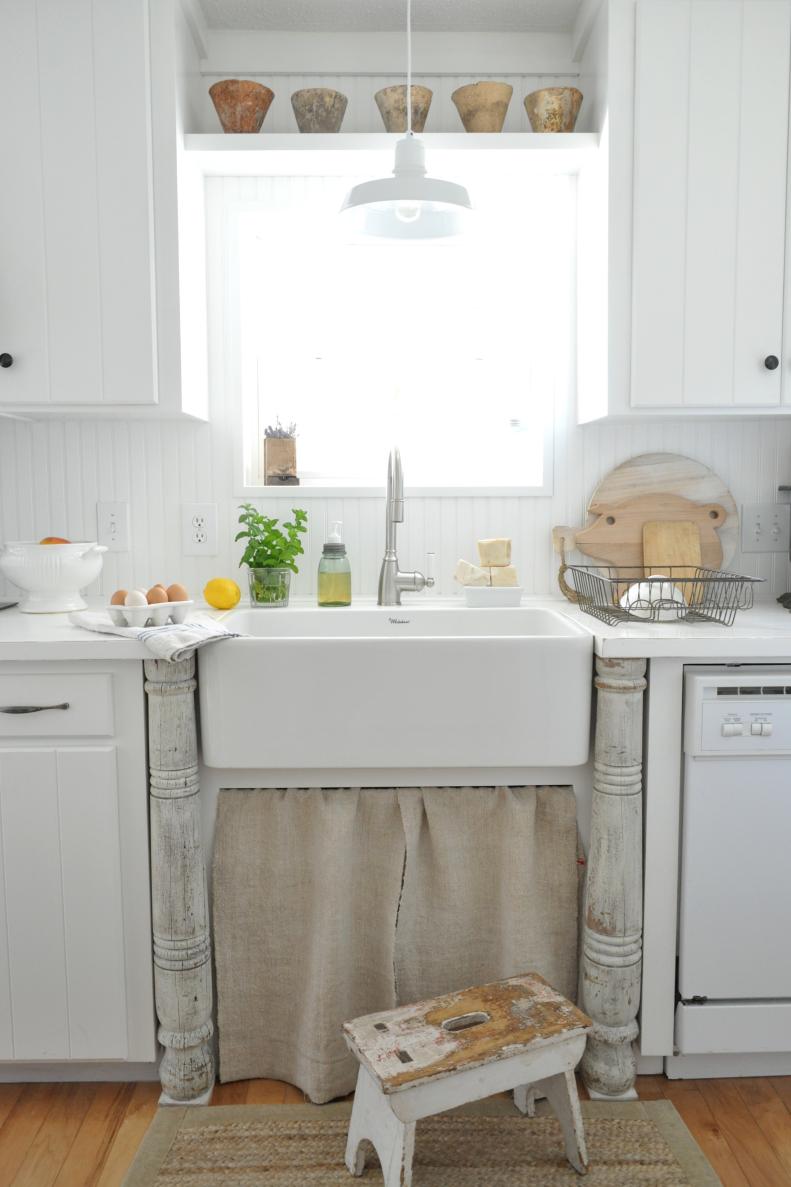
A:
[
  {"left": 212, "top": 788, "right": 406, "bottom": 1103},
  {"left": 393, "top": 786, "right": 579, "bottom": 1005},
  {"left": 213, "top": 786, "right": 579, "bottom": 1103}
]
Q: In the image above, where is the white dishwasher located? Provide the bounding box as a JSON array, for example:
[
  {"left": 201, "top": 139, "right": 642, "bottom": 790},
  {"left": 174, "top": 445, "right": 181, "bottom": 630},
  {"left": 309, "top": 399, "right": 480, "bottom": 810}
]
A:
[{"left": 672, "top": 667, "right": 791, "bottom": 1075}]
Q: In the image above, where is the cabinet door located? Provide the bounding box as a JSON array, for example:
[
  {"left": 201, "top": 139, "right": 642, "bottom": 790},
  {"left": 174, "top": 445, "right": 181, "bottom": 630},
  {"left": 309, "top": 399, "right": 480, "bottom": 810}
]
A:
[
  {"left": 0, "top": 0, "right": 156, "bottom": 407},
  {"left": 631, "top": 0, "right": 791, "bottom": 409},
  {"left": 0, "top": 747, "right": 129, "bottom": 1060}
]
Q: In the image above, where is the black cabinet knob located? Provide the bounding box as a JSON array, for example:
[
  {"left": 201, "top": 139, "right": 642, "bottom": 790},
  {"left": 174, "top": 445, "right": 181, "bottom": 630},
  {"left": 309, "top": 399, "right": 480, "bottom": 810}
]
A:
[
  {"left": 765, "top": 355, "right": 780, "bottom": 370},
  {"left": 0, "top": 353, "right": 13, "bottom": 369}
]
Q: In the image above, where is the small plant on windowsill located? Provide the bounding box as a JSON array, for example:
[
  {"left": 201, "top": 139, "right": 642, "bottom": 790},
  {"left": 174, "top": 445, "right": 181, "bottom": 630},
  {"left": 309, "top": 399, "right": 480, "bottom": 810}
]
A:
[
  {"left": 236, "top": 504, "right": 308, "bottom": 607},
  {"left": 263, "top": 418, "right": 299, "bottom": 486}
]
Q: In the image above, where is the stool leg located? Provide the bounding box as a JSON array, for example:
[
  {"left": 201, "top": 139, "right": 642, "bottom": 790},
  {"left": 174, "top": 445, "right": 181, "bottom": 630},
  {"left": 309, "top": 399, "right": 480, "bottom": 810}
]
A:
[
  {"left": 531, "top": 1070, "right": 589, "bottom": 1175},
  {"left": 345, "top": 1068, "right": 369, "bottom": 1176},
  {"left": 345, "top": 1066, "right": 416, "bottom": 1187},
  {"left": 513, "top": 1085, "right": 539, "bottom": 1117},
  {"left": 381, "top": 1120, "right": 416, "bottom": 1187},
  {"left": 344, "top": 1068, "right": 365, "bottom": 1177}
]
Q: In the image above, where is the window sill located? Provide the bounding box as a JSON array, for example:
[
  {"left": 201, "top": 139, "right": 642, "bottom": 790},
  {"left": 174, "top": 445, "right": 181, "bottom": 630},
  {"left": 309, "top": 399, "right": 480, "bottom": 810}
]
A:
[{"left": 236, "top": 483, "right": 552, "bottom": 498}]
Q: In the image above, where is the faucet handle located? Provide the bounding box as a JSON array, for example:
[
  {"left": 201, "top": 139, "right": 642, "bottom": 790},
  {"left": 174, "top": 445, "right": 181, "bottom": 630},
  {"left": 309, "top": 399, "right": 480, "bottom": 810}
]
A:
[{"left": 425, "top": 551, "right": 436, "bottom": 591}]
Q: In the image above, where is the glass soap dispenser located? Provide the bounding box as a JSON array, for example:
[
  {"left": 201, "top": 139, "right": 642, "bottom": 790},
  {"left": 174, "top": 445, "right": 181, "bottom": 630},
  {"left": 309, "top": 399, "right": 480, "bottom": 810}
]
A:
[{"left": 317, "top": 521, "right": 352, "bottom": 607}]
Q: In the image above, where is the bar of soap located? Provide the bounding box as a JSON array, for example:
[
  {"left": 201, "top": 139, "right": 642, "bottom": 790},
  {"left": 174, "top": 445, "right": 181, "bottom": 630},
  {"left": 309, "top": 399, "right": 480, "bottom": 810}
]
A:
[
  {"left": 489, "top": 564, "right": 519, "bottom": 587},
  {"left": 477, "top": 538, "right": 512, "bottom": 567},
  {"left": 454, "top": 559, "right": 489, "bottom": 587}
]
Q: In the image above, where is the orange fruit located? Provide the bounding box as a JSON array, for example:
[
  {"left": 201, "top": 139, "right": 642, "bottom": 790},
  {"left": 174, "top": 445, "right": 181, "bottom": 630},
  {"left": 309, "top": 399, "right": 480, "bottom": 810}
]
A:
[{"left": 39, "top": 536, "right": 70, "bottom": 544}]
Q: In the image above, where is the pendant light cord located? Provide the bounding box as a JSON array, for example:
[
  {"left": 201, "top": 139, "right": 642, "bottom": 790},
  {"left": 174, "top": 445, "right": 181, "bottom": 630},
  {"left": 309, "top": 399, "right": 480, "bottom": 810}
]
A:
[{"left": 406, "top": 0, "right": 412, "bottom": 135}]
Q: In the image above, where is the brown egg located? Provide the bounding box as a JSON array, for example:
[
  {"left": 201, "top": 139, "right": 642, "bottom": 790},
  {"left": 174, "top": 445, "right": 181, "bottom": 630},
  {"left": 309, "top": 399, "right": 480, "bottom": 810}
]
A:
[
  {"left": 110, "top": 589, "right": 128, "bottom": 606},
  {"left": 146, "top": 586, "right": 169, "bottom": 605},
  {"left": 154, "top": 583, "right": 167, "bottom": 591},
  {"left": 167, "top": 583, "right": 189, "bottom": 603}
]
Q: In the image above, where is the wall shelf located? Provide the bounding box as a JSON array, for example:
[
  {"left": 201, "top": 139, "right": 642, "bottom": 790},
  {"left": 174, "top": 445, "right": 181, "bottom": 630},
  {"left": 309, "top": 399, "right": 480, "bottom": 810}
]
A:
[{"left": 183, "top": 132, "right": 600, "bottom": 175}]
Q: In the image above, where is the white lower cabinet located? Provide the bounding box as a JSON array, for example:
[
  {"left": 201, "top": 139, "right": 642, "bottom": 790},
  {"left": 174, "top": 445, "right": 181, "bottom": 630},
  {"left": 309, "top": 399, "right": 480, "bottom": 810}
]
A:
[{"left": 0, "top": 663, "right": 155, "bottom": 1066}]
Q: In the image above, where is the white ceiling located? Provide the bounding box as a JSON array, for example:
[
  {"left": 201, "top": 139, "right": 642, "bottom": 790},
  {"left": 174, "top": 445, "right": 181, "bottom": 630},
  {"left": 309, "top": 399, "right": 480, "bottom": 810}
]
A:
[{"left": 197, "top": 0, "right": 582, "bottom": 33}]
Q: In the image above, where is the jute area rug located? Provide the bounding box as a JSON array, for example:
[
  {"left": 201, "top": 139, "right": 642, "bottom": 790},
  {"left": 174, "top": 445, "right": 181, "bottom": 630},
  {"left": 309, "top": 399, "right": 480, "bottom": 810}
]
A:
[{"left": 122, "top": 1097, "right": 723, "bottom": 1186}]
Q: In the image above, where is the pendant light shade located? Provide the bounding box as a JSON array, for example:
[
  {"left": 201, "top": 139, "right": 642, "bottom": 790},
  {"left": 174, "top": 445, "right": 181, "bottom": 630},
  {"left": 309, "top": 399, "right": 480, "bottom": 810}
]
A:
[
  {"left": 340, "top": 0, "right": 471, "bottom": 239},
  {"left": 341, "top": 134, "right": 472, "bottom": 239}
]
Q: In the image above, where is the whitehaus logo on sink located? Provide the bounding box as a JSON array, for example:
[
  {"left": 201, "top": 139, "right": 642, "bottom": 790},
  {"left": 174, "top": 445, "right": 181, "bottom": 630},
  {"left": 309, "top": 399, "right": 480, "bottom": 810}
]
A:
[{"left": 388, "top": 617, "right": 411, "bottom": 625}]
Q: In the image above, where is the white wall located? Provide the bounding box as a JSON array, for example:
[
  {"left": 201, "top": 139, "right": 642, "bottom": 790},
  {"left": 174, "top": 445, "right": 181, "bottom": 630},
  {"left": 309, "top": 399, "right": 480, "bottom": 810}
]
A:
[{"left": 1, "top": 396, "right": 789, "bottom": 605}]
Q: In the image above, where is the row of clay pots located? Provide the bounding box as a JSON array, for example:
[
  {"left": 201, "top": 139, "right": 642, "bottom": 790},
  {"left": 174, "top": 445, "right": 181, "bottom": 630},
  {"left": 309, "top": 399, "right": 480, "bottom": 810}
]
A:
[{"left": 209, "top": 79, "right": 583, "bottom": 135}]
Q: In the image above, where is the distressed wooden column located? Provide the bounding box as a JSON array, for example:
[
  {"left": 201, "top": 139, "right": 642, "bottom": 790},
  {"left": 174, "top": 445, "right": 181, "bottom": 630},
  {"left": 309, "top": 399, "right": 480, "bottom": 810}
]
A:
[
  {"left": 581, "top": 656, "right": 646, "bottom": 1099},
  {"left": 145, "top": 657, "right": 214, "bottom": 1104}
]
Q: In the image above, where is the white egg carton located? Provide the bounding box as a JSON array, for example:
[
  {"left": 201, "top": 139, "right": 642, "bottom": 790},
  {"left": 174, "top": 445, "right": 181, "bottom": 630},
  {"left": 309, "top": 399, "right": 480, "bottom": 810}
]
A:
[{"left": 107, "top": 600, "right": 193, "bottom": 628}]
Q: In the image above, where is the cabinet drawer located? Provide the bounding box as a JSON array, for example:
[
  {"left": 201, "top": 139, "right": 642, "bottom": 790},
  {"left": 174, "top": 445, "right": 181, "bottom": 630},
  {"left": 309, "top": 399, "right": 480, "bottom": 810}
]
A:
[{"left": 0, "top": 674, "right": 113, "bottom": 737}]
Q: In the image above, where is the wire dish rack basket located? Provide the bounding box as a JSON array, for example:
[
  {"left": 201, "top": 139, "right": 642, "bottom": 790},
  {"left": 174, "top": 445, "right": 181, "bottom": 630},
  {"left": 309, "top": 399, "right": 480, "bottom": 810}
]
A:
[{"left": 565, "top": 565, "right": 762, "bottom": 627}]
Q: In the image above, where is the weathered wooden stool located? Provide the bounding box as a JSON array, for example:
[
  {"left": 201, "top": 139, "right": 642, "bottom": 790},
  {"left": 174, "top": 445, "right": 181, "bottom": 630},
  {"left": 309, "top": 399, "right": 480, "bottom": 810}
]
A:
[{"left": 342, "top": 973, "right": 592, "bottom": 1185}]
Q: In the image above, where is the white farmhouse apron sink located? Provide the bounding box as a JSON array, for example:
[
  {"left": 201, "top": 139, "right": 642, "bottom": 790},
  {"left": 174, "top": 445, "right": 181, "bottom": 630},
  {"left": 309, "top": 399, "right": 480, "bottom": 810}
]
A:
[{"left": 198, "top": 605, "right": 593, "bottom": 769}]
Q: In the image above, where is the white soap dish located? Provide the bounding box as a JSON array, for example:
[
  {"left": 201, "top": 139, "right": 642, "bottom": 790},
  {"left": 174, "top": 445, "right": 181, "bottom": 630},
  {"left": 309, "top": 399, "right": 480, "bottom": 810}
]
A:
[
  {"left": 107, "top": 600, "right": 193, "bottom": 628},
  {"left": 463, "top": 587, "right": 523, "bottom": 607}
]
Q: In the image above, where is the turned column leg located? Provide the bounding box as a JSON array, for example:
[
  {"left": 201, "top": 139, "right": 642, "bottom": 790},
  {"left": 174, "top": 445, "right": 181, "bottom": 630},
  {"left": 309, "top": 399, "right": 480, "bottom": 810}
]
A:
[
  {"left": 145, "top": 657, "right": 214, "bottom": 1104},
  {"left": 581, "top": 656, "right": 646, "bottom": 1099}
]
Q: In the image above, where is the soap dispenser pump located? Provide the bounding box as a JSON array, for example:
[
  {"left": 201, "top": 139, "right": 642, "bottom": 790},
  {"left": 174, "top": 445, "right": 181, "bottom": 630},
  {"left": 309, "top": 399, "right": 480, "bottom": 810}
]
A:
[{"left": 317, "top": 521, "right": 352, "bottom": 606}]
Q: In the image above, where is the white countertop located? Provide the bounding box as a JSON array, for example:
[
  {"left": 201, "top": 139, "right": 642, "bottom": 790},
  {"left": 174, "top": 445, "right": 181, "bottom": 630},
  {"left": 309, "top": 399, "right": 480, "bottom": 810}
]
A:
[
  {"left": 0, "top": 596, "right": 790, "bottom": 662},
  {"left": 555, "top": 599, "right": 791, "bottom": 659}
]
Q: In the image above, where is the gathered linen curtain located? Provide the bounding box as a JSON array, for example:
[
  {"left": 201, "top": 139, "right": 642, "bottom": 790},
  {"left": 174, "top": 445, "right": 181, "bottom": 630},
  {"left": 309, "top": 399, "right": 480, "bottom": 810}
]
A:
[{"left": 213, "top": 785, "right": 579, "bottom": 1104}]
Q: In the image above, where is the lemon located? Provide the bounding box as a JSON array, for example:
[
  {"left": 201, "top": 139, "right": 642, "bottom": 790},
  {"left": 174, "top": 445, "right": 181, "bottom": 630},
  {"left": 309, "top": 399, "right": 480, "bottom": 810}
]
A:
[{"left": 204, "top": 577, "right": 241, "bottom": 610}]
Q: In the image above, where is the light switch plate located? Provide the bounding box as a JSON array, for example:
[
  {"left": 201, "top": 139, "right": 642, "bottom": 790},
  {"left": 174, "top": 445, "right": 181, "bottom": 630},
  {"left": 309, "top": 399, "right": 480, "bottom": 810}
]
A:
[
  {"left": 182, "top": 503, "right": 218, "bottom": 555},
  {"left": 97, "top": 501, "right": 130, "bottom": 552},
  {"left": 741, "top": 502, "right": 791, "bottom": 553}
]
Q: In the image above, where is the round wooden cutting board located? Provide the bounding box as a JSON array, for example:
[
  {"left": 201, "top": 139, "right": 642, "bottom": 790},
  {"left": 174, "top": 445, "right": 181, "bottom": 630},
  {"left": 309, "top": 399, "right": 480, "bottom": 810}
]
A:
[
  {"left": 552, "top": 452, "right": 740, "bottom": 584},
  {"left": 584, "top": 452, "right": 739, "bottom": 568},
  {"left": 579, "top": 451, "right": 741, "bottom": 567}
]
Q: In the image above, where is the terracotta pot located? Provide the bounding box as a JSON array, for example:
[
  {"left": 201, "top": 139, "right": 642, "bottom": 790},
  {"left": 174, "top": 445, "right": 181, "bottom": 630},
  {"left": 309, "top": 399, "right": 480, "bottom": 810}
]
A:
[
  {"left": 524, "top": 87, "right": 583, "bottom": 133},
  {"left": 291, "top": 87, "right": 348, "bottom": 133},
  {"left": 451, "top": 81, "right": 513, "bottom": 132},
  {"left": 374, "top": 84, "right": 433, "bottom": 133},
  {"left": 209, "top": 79, "right": 274, "bottom": 133}
]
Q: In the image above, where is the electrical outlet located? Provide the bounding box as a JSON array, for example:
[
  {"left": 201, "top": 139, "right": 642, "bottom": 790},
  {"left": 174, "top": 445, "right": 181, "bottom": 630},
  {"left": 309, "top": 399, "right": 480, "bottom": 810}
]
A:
[
  {"left": 741, "top": 502, "right": 791, "bottom": 553},
  {"left": 97, "top": 501, "right": 130, "bottom": 552},
  {"left": 182, "top": 503, "right": 217, "bottom": 555}
]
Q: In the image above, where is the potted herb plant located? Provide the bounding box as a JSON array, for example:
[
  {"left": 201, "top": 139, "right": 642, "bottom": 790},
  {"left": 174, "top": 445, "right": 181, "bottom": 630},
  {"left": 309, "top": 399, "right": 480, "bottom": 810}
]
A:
[{"left": 236, "top": 504, "right": 308, "bottom": 607}]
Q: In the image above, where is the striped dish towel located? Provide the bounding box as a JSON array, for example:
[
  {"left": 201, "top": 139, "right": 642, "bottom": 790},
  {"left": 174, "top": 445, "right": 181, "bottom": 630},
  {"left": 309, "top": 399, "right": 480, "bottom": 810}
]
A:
[{"left": 69, "top": 611, "right": 241, "bottom": 662}]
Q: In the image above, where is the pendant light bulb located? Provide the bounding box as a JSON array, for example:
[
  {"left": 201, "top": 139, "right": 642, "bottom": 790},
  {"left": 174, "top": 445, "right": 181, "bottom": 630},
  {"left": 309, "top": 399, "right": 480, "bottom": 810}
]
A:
[
  {"left": 340, "top": 0, "right": 471, "bottom": 240},
  {"left": 396, "top": 202, "right": 422, "bottom": 224}
]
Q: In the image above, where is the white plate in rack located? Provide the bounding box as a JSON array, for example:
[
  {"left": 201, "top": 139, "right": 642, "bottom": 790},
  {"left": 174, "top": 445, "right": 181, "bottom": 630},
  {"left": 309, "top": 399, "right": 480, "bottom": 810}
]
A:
[
  {"left": 463, "top": 587, "right": 524, "bottom": 607},
  {"left": 107, "top": 600, "right": 193, "bottom": 628}
]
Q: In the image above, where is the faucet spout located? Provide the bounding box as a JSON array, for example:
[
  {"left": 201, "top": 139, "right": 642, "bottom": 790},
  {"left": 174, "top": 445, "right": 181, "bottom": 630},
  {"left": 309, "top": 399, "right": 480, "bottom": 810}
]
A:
[
  {"left": 388, "top": 448, "right": 404, "bottom": 524},
  {"left": 378, "top": 447, "right": 434, "bottom": 606}
]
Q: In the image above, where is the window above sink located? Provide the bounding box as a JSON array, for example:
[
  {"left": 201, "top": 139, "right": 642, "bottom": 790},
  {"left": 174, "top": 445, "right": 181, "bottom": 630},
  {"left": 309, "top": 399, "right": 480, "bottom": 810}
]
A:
[{"left": 217, "top": 166, "right": 575, "bottom": 497}]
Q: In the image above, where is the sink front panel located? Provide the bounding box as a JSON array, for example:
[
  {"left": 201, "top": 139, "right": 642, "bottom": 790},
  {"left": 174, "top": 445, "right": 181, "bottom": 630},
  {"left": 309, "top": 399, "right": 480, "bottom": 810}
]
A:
[{"left": 199, "top": 609, "right": 593, "bottom": 768}]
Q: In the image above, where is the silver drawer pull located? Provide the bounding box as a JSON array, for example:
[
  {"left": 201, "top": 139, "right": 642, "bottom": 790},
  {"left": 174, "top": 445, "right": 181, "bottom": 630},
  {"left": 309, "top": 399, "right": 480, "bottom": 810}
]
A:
[{"left": 0, "top": 703, "right": 70, "bottom": 715}]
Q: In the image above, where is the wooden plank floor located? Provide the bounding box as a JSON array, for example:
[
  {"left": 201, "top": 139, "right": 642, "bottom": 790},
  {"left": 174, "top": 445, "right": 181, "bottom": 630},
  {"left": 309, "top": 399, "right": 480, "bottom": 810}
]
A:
[{"left": 0, "top": 1075, "right": 788, "bottom": 1186}]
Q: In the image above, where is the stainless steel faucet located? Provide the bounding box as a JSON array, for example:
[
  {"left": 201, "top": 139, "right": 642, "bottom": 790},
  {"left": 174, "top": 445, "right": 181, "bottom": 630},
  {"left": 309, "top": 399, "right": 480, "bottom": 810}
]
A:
[{"left": 378, "top": 448, "right": 435, "bottom": 606}]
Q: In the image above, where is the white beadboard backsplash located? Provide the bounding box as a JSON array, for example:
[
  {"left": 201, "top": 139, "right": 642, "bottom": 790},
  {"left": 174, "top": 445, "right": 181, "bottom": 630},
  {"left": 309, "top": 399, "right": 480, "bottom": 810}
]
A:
[{"left": 1, "top": 412, "right": 790, "bottom": 604}]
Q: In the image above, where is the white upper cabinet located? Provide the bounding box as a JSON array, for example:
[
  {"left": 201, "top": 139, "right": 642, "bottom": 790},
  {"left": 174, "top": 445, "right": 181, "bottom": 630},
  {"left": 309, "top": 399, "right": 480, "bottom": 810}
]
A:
[
  {"left": 0, "top": 0, "right": 207, "bottom": 417},
  {"left": 631, "top": 0, "right": 791, "bottom": 410},
  {"left": 0, "top": 0, "right": 156, "bottom": 408}
]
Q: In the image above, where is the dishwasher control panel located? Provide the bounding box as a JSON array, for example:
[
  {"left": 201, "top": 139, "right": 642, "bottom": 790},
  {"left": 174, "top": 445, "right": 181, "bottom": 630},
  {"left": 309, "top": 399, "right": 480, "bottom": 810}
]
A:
[{"left": 685, "top": 668, "right": 791, "bottom": 755}]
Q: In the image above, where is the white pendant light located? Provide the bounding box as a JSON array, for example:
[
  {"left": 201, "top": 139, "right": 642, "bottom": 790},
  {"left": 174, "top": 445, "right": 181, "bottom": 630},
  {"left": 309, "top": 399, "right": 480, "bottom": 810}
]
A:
[{"left": 340, "top": 0, "right": 472, "bottom": 240}]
